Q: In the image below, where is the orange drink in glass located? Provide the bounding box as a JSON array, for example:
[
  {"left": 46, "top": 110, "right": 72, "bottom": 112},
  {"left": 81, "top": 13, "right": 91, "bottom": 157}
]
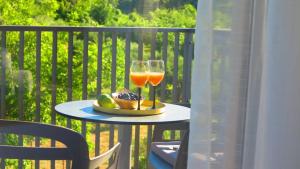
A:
[
  {"left": 148, "top": 72, "right": 165, "bottom": 86},
  {"left": 130, "top": 60, "right": 149, "bottom": 110},
  {"left": 130, "top": 72, "right": 149, "bottom": 87},
  {"left": 148, "top": 60, "right": 165, "bottom": 109}
]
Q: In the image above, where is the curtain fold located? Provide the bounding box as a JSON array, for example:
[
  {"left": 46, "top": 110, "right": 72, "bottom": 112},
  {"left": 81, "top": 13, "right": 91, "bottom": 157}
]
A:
[
  {"left": 187, "top": 0, "right": 212, "bottom": 168},
  {"left": 242, "top": 0, "right": 267, "bottom": 168},
  {"left": 255, "top": 0, "right": 300, "bottom": 169},
  {"left": 189, "top": 0, "right": 300, "bottom": 168}
]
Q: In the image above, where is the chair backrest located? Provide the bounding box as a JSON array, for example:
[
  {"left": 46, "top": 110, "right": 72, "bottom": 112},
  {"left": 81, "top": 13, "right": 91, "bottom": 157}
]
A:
[
  {"left": 174, "top": 130, "right": 189, "bottom": 169},
  {"left": 89, "top": 142, "right": 121, "bottom": 169},
  {"left": 0, "top": 119, "right": 89, "bottom": 169}
]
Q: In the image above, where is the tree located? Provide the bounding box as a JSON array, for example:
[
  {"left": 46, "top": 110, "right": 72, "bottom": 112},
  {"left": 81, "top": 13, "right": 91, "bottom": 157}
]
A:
[{"left": 90, "top": 0, "right": 119, "bottom": 24}]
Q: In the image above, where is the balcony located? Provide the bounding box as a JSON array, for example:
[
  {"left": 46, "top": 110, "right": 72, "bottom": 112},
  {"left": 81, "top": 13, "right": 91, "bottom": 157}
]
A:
[{"left": 0, "top": 26, "right": 228, "bottom": 168}]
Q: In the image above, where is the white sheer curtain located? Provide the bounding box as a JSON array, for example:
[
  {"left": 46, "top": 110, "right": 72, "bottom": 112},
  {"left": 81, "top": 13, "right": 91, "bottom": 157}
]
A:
[{"left": 188, "top": 0, "right": 300, "bottom": 168}]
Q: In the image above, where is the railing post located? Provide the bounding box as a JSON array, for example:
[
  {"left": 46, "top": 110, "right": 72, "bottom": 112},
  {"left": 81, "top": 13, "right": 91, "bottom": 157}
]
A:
[
  {"left": 182, "top": 32, "right": 193, "bottom": 104},
  {"left": 51, "top": 30, "right": 58, "bottom": 169},
  {"left": 117, "top": 125, "right": 132, "bottom": 168},
  {"left": 124, "top": 31, "right": 131, "bottom": 89},
  {"left": 82, "top": 31, "right": 89, "bottom": 139},
  {"left": 0, "top": 31, "right": 6, "bottom": 119},
  {"left": 187, "top": 32, "right": 194, "bottom": 102},
  {"left": 0, "top": 30, "right": 6, "bottom": 169},
  {"left": 66, "top": 31, "right": 74, "bottom": 169},
  {"left": 35, "top": 30, "right": 41, "bottom": 169},
  {"left": 160, "top": 31, "right": 168, "bottom": 101},
  {"left": 17, "top": 30, "right": 25, "bottom": 169},
  {"left": 95, "top": 31, "right": 103, "bottom": 160},
  {"left": 172, "top": 32, "right": 180, "bottom": 104},
  {"left": 118, "top": 30, "right": 133, "bottom": 168}
]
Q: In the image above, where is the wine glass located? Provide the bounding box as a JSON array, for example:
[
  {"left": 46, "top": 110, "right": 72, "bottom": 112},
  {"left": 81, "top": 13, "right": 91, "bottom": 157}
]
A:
[
  {"left": 148, "top": 60, "right": 165, "bottom": 109},
  {"left": 130, "top": 60, "right": 149, "bottom": 110}
]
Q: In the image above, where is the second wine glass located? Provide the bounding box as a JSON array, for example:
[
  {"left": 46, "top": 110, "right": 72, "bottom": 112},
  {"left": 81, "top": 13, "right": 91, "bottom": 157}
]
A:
[{"left": 148, "top": 60, "right": 165, "bottom": 109}]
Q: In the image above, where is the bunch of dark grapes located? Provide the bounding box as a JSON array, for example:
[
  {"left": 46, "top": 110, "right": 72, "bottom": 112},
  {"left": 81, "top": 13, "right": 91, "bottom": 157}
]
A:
[{"left": 117, "top": 92, "right": 139, "bottom": 100}]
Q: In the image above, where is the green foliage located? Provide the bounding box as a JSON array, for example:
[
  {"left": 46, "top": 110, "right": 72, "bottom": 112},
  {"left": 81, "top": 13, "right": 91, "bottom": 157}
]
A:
[
  {"left": 149, "top": 4, "right": 197, "bottom": 27},
  {"left": 108, "top": 4, "right": 197, "bottom": 28},
  {"left": 0, "top": 0, "right": 59, "bottom": 25},
  {"left": 56, "top": 0, "right": 91, "bottom": 24},
  {"left": 159, "top": 0, "right": 197, "bottom": 9},
  {"left": 90, "top": 0, "right": 119, "bottom": 24},
  {"left": 117, "top": 0, "right": 197, "bottom": 15}
]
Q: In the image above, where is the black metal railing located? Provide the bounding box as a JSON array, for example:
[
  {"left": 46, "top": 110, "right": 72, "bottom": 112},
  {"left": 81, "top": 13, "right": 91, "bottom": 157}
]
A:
[{"left": 0, "top": 26, "right": 228, "bottom": 168}]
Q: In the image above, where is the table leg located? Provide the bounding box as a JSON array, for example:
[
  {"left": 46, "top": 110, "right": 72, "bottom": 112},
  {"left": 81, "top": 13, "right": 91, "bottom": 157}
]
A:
[{"left": 117, "top": 125, "right": 132, "bottom": 169}]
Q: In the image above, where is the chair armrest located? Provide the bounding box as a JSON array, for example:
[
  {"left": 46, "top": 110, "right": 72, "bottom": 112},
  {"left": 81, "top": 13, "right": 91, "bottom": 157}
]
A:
[{"left": 89, "top": 142, "right": 121, "bottom": 169}]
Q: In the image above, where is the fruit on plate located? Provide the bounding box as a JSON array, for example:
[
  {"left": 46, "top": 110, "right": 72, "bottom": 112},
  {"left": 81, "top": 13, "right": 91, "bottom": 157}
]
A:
[
  {"left": 116, "top": 92, "right": 139, "bottom": 100},
  {"left": 97, "top": 94, "right": 118, "bottom": 108},
  {"left": 112, "top": 89, "right": 143, "bottom": 109}
]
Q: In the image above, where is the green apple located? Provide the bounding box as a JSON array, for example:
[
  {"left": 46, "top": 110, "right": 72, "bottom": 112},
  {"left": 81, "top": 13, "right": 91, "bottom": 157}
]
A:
[{"left": 97, "top": 94, "right": 118, "bottom": 108}]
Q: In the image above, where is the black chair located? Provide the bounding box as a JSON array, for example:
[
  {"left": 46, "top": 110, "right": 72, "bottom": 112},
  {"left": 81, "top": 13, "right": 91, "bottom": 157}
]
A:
[
  {"left": 0, "top": 119, "right": 121, "bottom": 169},
  {"left": 149, "top": 121, "right": 189, "bottom": 169}
]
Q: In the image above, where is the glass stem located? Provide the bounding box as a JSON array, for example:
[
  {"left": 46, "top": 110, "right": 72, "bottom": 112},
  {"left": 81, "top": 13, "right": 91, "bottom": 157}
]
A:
[
  {"left": 152, "top": 86, "right": 156, "bottom": 109},
  {"left": 138, "top": 87, "right": 141, "bottom": 110}
]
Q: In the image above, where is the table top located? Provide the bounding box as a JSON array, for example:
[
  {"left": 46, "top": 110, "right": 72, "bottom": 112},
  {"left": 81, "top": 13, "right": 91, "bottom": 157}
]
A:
[{"left": 55, "top": 100, "right": 190, "bottom": 125}]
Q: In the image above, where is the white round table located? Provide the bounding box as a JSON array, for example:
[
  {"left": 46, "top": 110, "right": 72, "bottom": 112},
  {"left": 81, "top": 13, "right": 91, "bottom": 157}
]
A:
[{"left": 55, "top": 100, "right": 190, "bottom": 169}]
